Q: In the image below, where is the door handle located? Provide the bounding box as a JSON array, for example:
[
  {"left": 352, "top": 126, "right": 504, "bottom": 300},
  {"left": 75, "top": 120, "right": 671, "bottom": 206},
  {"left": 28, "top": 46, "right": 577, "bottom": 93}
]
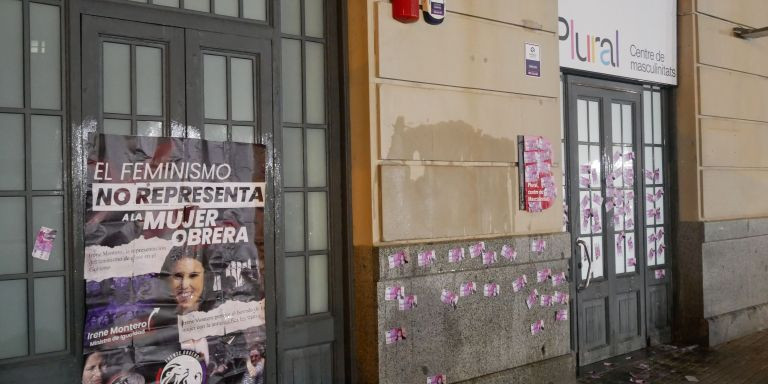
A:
[{"left": 577, "top": 239, "right": 592, "bottom": 291}]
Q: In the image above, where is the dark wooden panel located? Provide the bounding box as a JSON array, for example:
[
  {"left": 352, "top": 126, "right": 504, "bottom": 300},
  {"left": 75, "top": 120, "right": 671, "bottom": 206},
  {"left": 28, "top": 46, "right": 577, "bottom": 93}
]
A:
[
  {"left": 282, "top": 343, "right": 333, "bottom": 384},
  {"left": 584, "top": 298, "right": 607, "bottom": 349},
  {"left": 617, "top": 291, "right": 639, "bottom": 339},
  {"left": 648, "top": 285, "right": 668, "bottom": 329}
]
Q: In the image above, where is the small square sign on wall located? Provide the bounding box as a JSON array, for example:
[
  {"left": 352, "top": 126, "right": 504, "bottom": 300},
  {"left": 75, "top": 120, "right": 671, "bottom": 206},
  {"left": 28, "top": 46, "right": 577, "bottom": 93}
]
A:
[{"left": 525, "top": 43, "right": 541, "bottom": 77}]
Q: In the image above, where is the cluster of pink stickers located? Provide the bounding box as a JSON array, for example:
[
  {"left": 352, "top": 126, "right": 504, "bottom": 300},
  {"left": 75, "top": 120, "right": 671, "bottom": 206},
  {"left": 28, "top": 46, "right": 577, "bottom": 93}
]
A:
[
  {"left": 448, "top": 247, "right": 465, "bottom": 263},
  {"left": 483, "top": 283, "right": 501, "bottom": 297},
  {"left": 522, "top": 136, "right": 556, "bottom": 212},
  {"left": 418, "top": 250, "right": 436, "bottom": 267},
  {"left": 388, "top": 250, "right": 408, "bottom": 269},
  {"left": 385, "top": 327, "right": 407, "bottom": 344},
  {"left": 459, "top": 282, "right": 477, "bottom": 297},
  {"left": 501, "top": 244, "right": 517, "bottom": 261},
  {"left": 427, "top": 374, "right": 446, "bottom": 384},
  {"left": 399, "top": 295, "right": 418, "bottom": 311},
  {"left": 530, "top": 319, "right": 545, "bottom": 335}
]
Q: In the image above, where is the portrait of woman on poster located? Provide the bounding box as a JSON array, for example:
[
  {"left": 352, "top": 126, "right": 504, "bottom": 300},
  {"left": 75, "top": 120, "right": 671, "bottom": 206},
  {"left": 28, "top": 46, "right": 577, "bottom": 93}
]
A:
[{"left": 162, "top": 246, "right": 214, "bottom": 315}]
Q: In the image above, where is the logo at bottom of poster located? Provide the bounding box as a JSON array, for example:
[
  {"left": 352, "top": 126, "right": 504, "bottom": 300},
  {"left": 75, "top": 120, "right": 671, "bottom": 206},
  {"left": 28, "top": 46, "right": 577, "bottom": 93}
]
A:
[{"left": 156, "top": 350, "right": 207, "bottom": 384}]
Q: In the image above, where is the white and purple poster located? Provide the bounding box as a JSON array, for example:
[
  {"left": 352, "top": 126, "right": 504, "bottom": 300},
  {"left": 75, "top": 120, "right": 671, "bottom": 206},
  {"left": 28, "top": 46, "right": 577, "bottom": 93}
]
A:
[{"left": 82, "top": 134, "right": 266, "bottom": 384}]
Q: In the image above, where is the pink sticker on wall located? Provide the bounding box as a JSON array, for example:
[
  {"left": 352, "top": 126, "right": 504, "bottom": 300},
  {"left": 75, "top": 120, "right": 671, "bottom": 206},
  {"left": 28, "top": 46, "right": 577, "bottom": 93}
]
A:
[
  {"left": 482, "top": 251, "right": 498, "bottom": 266},
  {"left": 388, "top": 250, "right": 408, "bottom": 268},
  {"left": 385, "top": 327, "right": 407, "bottom": 344},
  {"left": 627, "top": 257, "right": 637, "bottom": 267},
  {"left": 418, "top": 250, "right": 436, "bottom": 267},
  {"left": 460, "top": 282, "right": 477, "bottom": 297},
  {"left": 441, "top": 289, "right": 459, "bottom": 308},
  {"left": 554, "top": 291, "right": 569, "bottom": 305},
  {"left": 540, "top": 294, "right": 554, "bottom": 307},
  {"left": 552, "top": 272, "right": 567, "bottom": 287},
  {"left": 530, "top": 319, "right": 545, "bottom": 335},
  {"left": 501, "top": 244, "right": 517, "bottom": 261},
  {"left": 526, "top": 289, "right": 539, "bottom": 309},
  {"left": 427, "top": 374, "right": 447, "bottom": 384},
  {"left": 483, "top": 283, "right": 501, "bottom": 297},
  {"left": 469, "top": 242, "right": 485, "bottom": 258},
  {"left": 513, "top": 275, "right": 528, "bottom": 293},
  {"left": 398, "top": 295, "right": 418, "bottom": 311},
  {"left": 531, "top": 239, "right": 547, "bottom": 253},
  {"left": 655, "top": 269, "right": 666, "bottom": 280},
  {"left": 448, "top": 247, "right": 465, "bottom": 263},
  {"left": 556, "top": 309, "right": 569, "bottom": 322},
  {"left": 537, "top": 268, "right": 552, "bottom": 283},
  {"left": 385, "top": 285, "right": 403, "bottom": 301}
]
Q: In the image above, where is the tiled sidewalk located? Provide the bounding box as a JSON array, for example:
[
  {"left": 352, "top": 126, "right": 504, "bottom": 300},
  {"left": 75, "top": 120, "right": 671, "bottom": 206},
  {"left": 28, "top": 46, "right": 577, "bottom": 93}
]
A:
[{"left": 576, "top": 329, "right": 768, "bottom": 384}]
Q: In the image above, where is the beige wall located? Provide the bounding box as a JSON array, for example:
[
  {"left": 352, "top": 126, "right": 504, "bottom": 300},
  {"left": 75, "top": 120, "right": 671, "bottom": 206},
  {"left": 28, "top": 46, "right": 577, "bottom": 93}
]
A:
[
  {"left": 677, "top": 0, "right": 768, "bottom": 221},
  {"left": 350, "top": 0, "right": 562, "bottom": 246}
]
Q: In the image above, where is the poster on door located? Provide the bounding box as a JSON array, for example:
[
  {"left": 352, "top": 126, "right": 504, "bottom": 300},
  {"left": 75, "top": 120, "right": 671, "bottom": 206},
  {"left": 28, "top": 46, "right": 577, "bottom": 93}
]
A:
[
  {"left": 82, "top": 134, "right": 267, "bottom": 384},
  {"left": 518, "top": 136, "right": 556, "bottom": 212}
]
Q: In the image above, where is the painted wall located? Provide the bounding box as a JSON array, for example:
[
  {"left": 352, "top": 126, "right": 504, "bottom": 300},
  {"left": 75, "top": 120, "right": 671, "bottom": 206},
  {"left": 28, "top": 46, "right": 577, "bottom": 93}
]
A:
[
  {"left": 347, "top": 0, "right": 569, "bottom": 382},
  {"left": 676, "top": 0, "right": 768, "bottom": 346}
]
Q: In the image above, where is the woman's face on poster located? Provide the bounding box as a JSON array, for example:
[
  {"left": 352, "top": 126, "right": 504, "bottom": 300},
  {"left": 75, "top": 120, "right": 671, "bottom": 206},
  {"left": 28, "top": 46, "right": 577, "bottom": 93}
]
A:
[
  {"left": 170, "top": 258, "right": 204, "bottom": 314},
  {"left": 82, "top": 352, "right": 106, "bottom": 384}
]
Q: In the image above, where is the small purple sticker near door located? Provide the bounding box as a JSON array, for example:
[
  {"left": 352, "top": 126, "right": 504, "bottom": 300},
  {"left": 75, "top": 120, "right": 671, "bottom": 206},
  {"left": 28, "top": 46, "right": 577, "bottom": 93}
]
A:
[
  {"left": 448, "top": 247, "right": 465, "bottom": 263},
  {"left": 482, "top": 251, "right": 498, "bottom": 266},
  {"left": 526, "top": 289, "right": 539, "bottom": 309},
  {"left": 513, "top": 275, "right": 528, "bottom": 293},
  {"left": 531, "top": 239, "right": 547, "bottom": 253},
  {"left": 655, "top": 269, "right": 666, "bottom": 280},
  {"left": 460, "top": 282, "right": 477, "bottom": 297},
  {"left": 552, "top": 272, "right": 567, "bottom": 287},
  {"left": 388, "top": 250, "right": 408, "bottom": 268},
  {"left": 427, "top": 374, "right": 446, "bottom": 384},
  {"left": 398, "top": 295, "right": 418, "bottom": 311},
  {"left": 536, "top": 268, "right": 552, "bottom": 283},
  {"left": 556, "top": 309, "right": 569, "bottom": 322},
  {"left": 441, "top": 289, "right": 459, "bottom": 308},
  {"left": 501, "top": 244, "right": 517, "bottom": 261},
  {"left": 627, "top": 257, "right": 637, "bottom": 267},
  {"left": 540, "top": 294, "right": 554, "bottom": 307},
  {"left": 32, "top": 227, "right": 57, "bottom": 261},
  {"left": 530, "top": 319, "right": 545, "bottom": 335},
  {"left": 469, "top": 242, "right": 485, "bottom": 258},
  {"left": 418, "top": 250, "right": 436, "bottom": 267},
  {"left": 385, "top": 327, "right": 407, "bottom": 344},
  {"left": 483, "top": 283, "right": 500, "bottom": 297},
  {"left": 385, "top": 285, "right": 403, "bottom": 301}
]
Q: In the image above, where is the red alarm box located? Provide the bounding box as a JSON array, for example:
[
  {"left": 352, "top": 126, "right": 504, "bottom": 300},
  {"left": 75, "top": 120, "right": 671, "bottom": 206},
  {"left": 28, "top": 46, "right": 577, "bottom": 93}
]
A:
[{"left": 392, "top": 0, "right": 419, "bottom": 23}]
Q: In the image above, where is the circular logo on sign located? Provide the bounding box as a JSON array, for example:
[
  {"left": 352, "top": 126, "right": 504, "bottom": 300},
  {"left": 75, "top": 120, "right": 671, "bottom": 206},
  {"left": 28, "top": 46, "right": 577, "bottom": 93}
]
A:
[{"left": 157, "top": 350, "right": 206, "bottom": 384}]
